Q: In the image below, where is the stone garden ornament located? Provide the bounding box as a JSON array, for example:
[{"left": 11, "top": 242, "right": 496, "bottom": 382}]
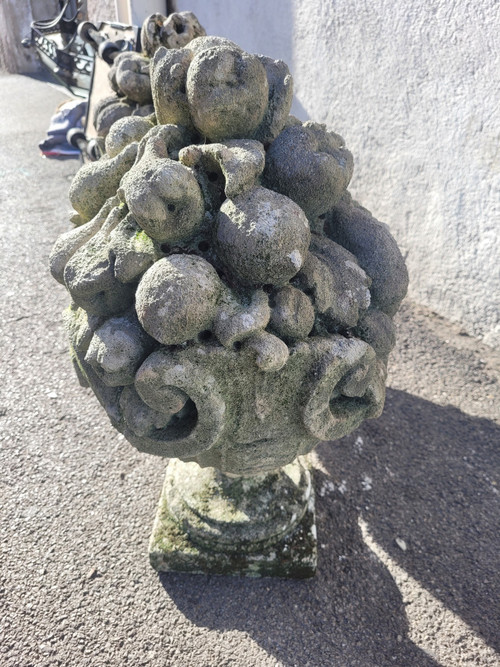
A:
[{"left": 50, "top": 12, "right": 408, "bottom": 577}]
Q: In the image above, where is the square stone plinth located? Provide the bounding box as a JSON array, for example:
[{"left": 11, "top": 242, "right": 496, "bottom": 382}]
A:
[{"left": 149, "top": 473, "right": 317, "bottom": 579}]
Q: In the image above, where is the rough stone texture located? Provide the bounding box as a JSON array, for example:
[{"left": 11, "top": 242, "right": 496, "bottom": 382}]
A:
[
  {"left": 263, "top": 122, "right": 353, "bottom": 221},
  {"left": 150, "top": 457, "right": 316, "bottom": 578},
  {"left": 92, "top": 95, "right": 135, "bottom": 138},
  {"left": 294, "top": 235, "right": 372, "bottom": 330},
  {"left": 354, "top": 308, "right": 396, "bottom": 360},
  {"left": 141, "top": 11, "right": 207, "bottom": 57},
  {"left": 2, "top": 70, "right": 500, "bottom": 664},
  {"left": 93, "top": 95, "right": 154, "bottom": 140},
  {"left": 151, "top": 35, "right": 292, "bottom": 145},
  {"left": 150, "top": 47, "right": 195, "bottom": 128},
  {"left": 268, "top": 285, "right": 315, "bottom": 343},
  {"left": 108, "top": 213, "right": 160, "bottom": 283},
  {"left": 68, "top": 143, "right": 137, "bottom": 222},
  {"left": 213, "top": 288, "right": 271, "bottom": 347},
  {"left": 48, "top": 18, "right": 410, "bottom": 577},
  {"left": 108, "top": 52, "right": 153, "bottom": 105},
  {"left": 135, "top": 255, "right": 223, "bottom": 345},
  {"left": 186, "top": 46, "right": 269, "bottom": 141},
  {"left": 186, "top": 35, "right": 242, "bottom": 56},
  {"left": 86, "top": 0, "right": 115, "bottom": 23},
  {"left": 215, "top": 186, "right": 311, "bottom": 287},
  {"left": 253, "top": 56, "right": 294, "bottom": 145},
  {"left": 84, "top": 310, "right": 155, "bottom": 387},
  {"left": 179, "top": 139, "right": 266, "bottom": 201},
  {"left": 326, "top": 193, "right": 408, "bottom": 317},
  {"left": 118, "top": 127, "right": 204, "bottom": 242},
  {"left": 49, "top": 198, "right": 116, "bottom": 284},
  {"left": 104, "top": 115, "right": 154, "bottom": 159},
  {"left": 177, "top": 0, "right": 500, "bottom": 347},
  {"left": 52, "top": 23, "right": 404, "bottom": 478},
  {"left": 61, "top": 205, "right": 137, "bottom": 316}
]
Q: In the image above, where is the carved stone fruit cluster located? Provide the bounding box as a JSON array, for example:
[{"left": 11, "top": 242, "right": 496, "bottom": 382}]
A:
[
  {"left": 50, "top": 14, "right": 408, "bottom": 476},
  {"left": 93, "top": 12, "right": 207, "bottom": 138}
]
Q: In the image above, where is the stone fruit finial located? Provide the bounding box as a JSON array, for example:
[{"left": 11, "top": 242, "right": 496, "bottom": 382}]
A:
[
  {"left": 51, "top": 15, "right": 408, "bottom": 473},
  {"left": 141, "top": 11, "right": 207, "bottom": 57},
  {"left": 50, "top": 12, "right": 408, "bottom": 577},
  {"left": 108, "top": 51, "right": 153, "bottom": 105}
]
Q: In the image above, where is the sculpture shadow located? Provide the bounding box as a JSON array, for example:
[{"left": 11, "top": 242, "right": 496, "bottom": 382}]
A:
[
  {"left": 316, "top": 388, "right": 500, "bottom": 654},
  {"left": 160, "top": 482, "right": 439, "bottom": 666},
  {"left": 160, "top": 421, "right": 444, "bottom": 666}
]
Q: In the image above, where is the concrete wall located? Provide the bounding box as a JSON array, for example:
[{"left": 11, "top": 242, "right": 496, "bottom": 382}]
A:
[
  {"left": 178, "top": 0, "right": 500, "bottom": 346},
  {"left": 0, "top": 0, "right": 59, "bottom": 73},
  {"left": 87, "top": 0, "right": 117, "bottom": 22},
  {"left": 86, "top": 0, "right": 169, "bottom": 23}
]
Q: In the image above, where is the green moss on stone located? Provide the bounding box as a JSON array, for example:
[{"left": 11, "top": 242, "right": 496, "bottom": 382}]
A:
[{"left": 148, "top": 462, "right": 317, "bottom": 579}]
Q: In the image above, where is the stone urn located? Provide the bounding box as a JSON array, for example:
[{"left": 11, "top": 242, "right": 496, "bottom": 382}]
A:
[{"left": 50, "top": 13, "right": 408, "bottom": 578}]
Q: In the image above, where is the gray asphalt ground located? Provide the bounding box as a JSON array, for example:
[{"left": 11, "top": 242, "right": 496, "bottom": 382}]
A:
[{"left": 1, "top": 73, "right": 499, "bottom": 667}]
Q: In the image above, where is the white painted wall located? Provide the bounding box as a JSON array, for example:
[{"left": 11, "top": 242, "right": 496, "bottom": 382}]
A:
[{"left": 178, "top": 0, "right": 500, "bottom": 346}]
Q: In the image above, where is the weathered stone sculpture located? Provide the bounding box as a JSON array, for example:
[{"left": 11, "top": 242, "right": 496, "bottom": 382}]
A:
[
  {"left": 93, "top": 11, "right": 207, "bottom": 139},
  {"left": 50, "top": 13, "right": 408, "bottom": 578}
]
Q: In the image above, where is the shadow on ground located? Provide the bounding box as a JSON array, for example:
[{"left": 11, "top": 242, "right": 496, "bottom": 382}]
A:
[
  {"left": 319, "top": 388, "right": 499, "bottom": 654},
  {"left": 158, "top": 386, "right": 499, "bottom": 666},
  {"left": 160, "top": 489, "right": 439, "bottom": 667}
]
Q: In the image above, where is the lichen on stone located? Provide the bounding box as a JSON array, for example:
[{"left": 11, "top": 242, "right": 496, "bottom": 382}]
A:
[{"left": 50, "top": 13, "right": 408, "bottom": 577}]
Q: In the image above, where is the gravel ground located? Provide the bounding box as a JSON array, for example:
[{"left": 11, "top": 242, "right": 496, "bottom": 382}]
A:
[{"left": 1, "top": 73, "right": 498, "bottom": 667}]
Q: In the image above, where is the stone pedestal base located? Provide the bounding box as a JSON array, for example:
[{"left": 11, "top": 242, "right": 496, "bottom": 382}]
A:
[{"left": 149, "top": 457, "right": 317, "bottom": 578}]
